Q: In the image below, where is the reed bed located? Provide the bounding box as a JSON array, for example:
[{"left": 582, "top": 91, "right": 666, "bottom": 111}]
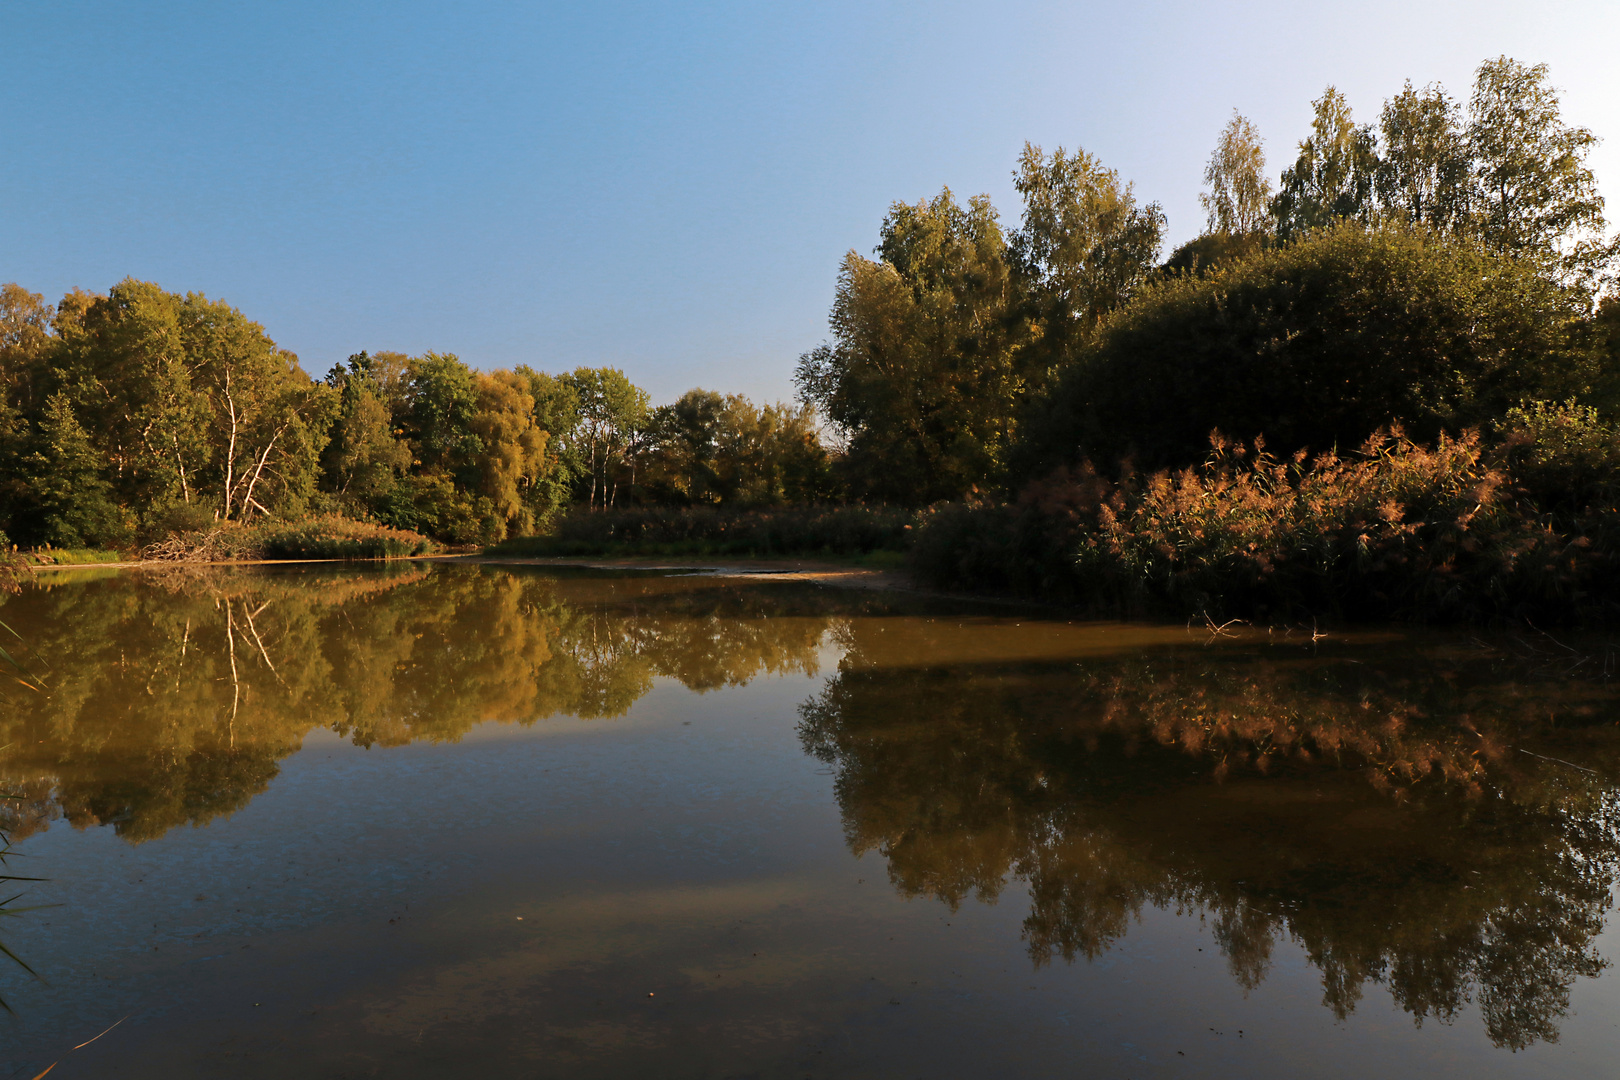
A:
[{"left": 913, "top": 413, "right": 1620, "bottom": 624}]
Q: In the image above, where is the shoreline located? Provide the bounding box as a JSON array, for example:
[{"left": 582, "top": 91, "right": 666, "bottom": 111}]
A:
[{"left": 18, "top": 551, "right": 1054, "bottom": 610}]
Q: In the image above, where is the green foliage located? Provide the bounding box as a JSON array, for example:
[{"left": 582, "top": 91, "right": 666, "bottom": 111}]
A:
[
  {"left": 1468, "top": 57, "right": 1608, "bottom": 287},
  {"left": 22, "top": 548, "right": 124, "bottom": 566},
  {"left": 381, "top": 472, "right": 492, "bottom": 546},
  {"left": 403, "top": 352, "right": 484, "bottom": 472},
  {"left": 1019, "top": 222, "right": 1593, "bottom": 477},
  {"left": 1159, "top": 230, "right": 1269, "bottom": 276},
  {"left": 638, "top": 389, "right": 833, "bottom": 506},
  {"left": 795, "top": 147, "right": 1166, "bottom": 502},
  {"left": 562, "top": 366, "right": 649, "bottom": 509},
  {"left": 11, "top": 393, "right": 131, "bottom": 548},
  {"left": 489, "top": 504, "right": 921, "bottom": 558},
  {"left": 46, "top": 279, "right": 333, "bottom": 523},
  {"left": 320, "top": 353, "right": 554, "bottom": 545},
  {"left": 1272, "top": 87, "right": 1379, "bottom": 240},
  {"left": 1172, "top": 57, "right": 1612, "bottom": 299},
  {"left": 1011, "top": 144, "right": 1167, "bottom": 344},
  {"left": 0, "top": 278, "right": 603, "bottom": 552},
  {"left": 321, "top": 353, "right": 412, "bottom": 503},
  {"left": 0, "top": 283, "right": 53, "bottom": 420},
  {"left": 512, "top": 365, "right": 582, "bottom": 522},
  {"left": 796, "top": 188, "right": 1027, "bottom": 502},
  {"left": 1376, "top": 81, "right": 1472, "bottom": 233},
  {"left": 1496, "top": 398, "right": 1620, "bottom": 512},
  {"left": 1200, "top": 112, "right": 1273, "bottom": 236}
]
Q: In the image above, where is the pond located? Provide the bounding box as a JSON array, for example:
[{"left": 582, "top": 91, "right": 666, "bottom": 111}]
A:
[{"left": 0, "top": 562, "right": 1616, "bottom": 1078}]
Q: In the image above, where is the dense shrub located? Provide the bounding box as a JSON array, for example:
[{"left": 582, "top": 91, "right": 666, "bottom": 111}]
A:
[
  {"left": 487, "top": 505, "right": 922, "bottom": 558},
  {"left": 1016, "top": 223, "right": 1596, "bottom": 478},
  {"left": 141, "top": 515, "right": 435, "bottom": 562},
  {"left": 916, "top": 414, "right": 1620, "bottom": 623},
  {"left": 255, "top": 516, "right": 437, "bottom": 559}
]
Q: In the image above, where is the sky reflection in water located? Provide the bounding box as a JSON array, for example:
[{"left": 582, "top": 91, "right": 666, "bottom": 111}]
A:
[{"left": 0, "top": 563, "right": 1615, "bottom": 1078}]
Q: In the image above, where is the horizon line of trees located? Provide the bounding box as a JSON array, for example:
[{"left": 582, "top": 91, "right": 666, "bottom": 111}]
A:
[{"left": 0, "top": 281, "right": 833, "bottom": 549}]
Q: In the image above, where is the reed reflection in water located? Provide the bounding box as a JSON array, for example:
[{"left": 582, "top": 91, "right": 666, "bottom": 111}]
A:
[{"left": 0, "top": 563, "right": 1615, "bottom": 1061}]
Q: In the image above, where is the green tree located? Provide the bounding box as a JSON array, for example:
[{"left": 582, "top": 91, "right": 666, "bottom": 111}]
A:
[
  {"left": 1272, "top": 87, "right": 1379, "bottom": 240},
  {"left": 14, "top": 393, "right": 128, "bottom": 547},
  {"left": 1163, "top": 115, "right": 1274, "bottom": 274},
  {"left": 0, "top": 284, "right": 53, "bottom": 422},
  {"left": 643, "top": 389, "right": 728, "bottom": 503},
  {"left": 1375, "top": 81, "right": 1472, "bottom": 233},
  {"left": 403, "top": 352, "right": 483, "bottom": 473},
  {"left": 512, "top": 365, "right": 581, "bottom": 525},
  {"left": 796, "top": 188, "right": 1024, "bottom": 503},
  {"left": 179, "top": 292, "right": 331, "bottom": 521},
  {"left": 320, "top": 353, "right": 412, "bottom": 505},
  {"left": 1467, "top": 56, "right": 1609, "bottom": 288},
  {"left": 1012, "top": 144, "right": 1166, "bottom": 349},
  {"left": 51, "top": 280, "right": 211, "bottom": 511},
  {"left": 642, "top": 390, "right": 832, "bottom": 505},
  {"left": 563, "top": 367, "right": 649, "bottom": 509},
  {"left": 49, "top": 280, "right": 329, "bottom": 524},
  {"left": 1200, "top": 111, "right": 1272, "bottom": 236}
]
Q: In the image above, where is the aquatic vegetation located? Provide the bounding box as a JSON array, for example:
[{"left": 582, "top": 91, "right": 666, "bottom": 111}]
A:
[
  {"left": 913, "top": 417, "right": 1620, "bottom": 623},
  {"left": 139, "top": 514, "right": 436, "bottom": 562},
  {"left": 0, "top": 826, "right": 47, "bottom": 1013}
]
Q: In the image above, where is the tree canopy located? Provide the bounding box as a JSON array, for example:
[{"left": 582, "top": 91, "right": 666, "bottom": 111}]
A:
[{"left": 1018, "top": 222, "right": 1597, "bottom": 474}]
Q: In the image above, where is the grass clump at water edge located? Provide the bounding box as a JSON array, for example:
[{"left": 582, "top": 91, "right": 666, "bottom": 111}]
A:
[{"left": 140, "top": 514, "right": 437, "bottom": 562}]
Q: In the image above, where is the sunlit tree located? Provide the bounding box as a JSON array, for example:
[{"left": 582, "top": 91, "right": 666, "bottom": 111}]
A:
[{"left": 1272, "top": 87, "right": 1379, "bottom": 240}]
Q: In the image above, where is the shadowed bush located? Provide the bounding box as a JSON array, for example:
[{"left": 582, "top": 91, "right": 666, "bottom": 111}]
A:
[
  {"left": 1015, "top": 223, "right": 1596, "bottom": 479},
  {"left": 487, "top": 505, "right": 922, "bottom": 558}
]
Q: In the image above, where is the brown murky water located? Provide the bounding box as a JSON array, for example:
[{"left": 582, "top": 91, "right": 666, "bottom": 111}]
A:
[{"left": 0, "top": 562, "right": 1616, "bottom": 1078}]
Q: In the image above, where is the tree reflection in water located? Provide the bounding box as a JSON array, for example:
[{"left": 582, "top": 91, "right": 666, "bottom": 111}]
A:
[
  {"left": 0, "top": 564, "right": 837, "bottom": 843},
  {"left": 797, "top": 618, "right": 1620, "bottom": 1051},
  {"left": 0, "top": 566, "right": 1616, "bottom": 1050}
]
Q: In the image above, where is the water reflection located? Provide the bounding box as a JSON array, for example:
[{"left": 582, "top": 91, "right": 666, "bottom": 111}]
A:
[
  {"left": 798, "top": 619, "right": 1620, "bottom": 1050},
  {"left": 0, "top": 564, "right": 835, "bottom": 843},
  {"left": 1, "top": 566, "right": 1617, "bottom": 1052}
]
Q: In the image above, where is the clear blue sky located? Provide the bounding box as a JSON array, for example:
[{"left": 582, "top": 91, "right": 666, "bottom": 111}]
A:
[{"left": 3, "top": 1, "right": 1616, "bottom": 404}]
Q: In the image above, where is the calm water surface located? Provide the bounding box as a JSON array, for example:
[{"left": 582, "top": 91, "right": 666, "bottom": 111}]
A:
[{"left": 0, "top": 562, "right": 1616, "bottom": 1078}]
